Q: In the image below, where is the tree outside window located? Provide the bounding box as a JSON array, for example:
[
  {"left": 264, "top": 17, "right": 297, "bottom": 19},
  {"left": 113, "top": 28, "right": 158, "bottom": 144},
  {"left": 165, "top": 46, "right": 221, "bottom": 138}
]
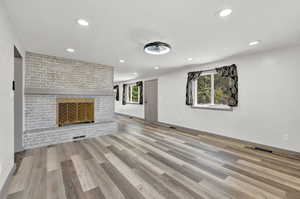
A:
[
  {"left": 128, "top": 84, "right": 140, "bottom": 103},
  {"left": 195, "top": 72, "right": 230, "bottom": 106}
]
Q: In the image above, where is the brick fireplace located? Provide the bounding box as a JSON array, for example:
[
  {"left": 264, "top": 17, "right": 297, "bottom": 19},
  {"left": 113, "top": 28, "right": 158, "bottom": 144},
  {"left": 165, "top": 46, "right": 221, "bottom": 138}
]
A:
[{"left": 23, "top": 52, "right": 117, "bottom": 149}]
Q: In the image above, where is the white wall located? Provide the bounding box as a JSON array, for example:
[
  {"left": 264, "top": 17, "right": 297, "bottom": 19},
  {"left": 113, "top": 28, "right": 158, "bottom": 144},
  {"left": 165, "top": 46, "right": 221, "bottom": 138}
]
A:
[
  {"left": 115, "top": 81, "right": 145, "bottom": 119},
  {"left": 114, "top": 46, "right": 300, "bottom": 152},
  {"left": 0, "top": 1, "right": 24, "bottom": 191},
  {"left": 159, "top": 46, "right": 300, "bottom": 152}
]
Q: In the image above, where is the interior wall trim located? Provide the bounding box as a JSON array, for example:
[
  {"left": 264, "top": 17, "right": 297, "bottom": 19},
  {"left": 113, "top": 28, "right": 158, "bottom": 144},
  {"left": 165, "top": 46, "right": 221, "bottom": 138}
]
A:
[
  {"left": 0, "top": 164, "right": 16, "bottom": 199},
  {"left": 25, "top": 88, "right": 113, "bottom": 96},
  {"left": 115, "top": 113, "right": 300, "bottom": 160}
]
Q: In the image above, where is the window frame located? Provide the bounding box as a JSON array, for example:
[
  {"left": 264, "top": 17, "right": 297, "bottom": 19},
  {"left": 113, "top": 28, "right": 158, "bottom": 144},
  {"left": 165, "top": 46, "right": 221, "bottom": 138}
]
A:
[
  {"left": 193, "top": 70, "right": 232, "bottom": 111},
  {"left": 127, "top": 83, "right": 140, "bottom": 104}
]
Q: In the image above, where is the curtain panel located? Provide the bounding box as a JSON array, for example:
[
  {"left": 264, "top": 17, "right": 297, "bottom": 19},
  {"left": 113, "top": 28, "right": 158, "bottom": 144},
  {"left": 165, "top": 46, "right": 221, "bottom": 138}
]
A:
[
  {"left": 113, "top": 85, "right": 119, "bottom": 101},
  {"left": 122, "top": 84, "right": 127, "bottom": 105},
  {"left": 185, "top": 64, "right": 238, "bottom": 107},
  {"left": 136, "top": 81, "right": 143, "bottom": 104},
  {"left": 185, "top": 71, "right": 202, "bottom": 105},
  {"left": 216, "top": 64, "right": 238, "bottom": 107}
]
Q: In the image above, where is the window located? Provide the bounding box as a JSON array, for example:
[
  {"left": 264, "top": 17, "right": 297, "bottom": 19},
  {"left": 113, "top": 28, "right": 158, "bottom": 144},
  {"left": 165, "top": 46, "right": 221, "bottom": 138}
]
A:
[
  {"left": 194, "top": 70, "right": 231, "bottom": 109},
  {"left": 128, "top": 84, "right": 140, "bottom": 103}
]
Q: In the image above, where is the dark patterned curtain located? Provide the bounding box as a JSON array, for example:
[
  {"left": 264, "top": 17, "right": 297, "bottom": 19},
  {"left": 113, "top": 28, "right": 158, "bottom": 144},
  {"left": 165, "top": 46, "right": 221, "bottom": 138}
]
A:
[
  {"left": 216, "top": 64, "right": 238, "bottom": 107},
  {"left": 186, "top": 71, "right": 202, "bottom": 105},
  {"left": 122, "top": 84, "right": 127, "bottom": 105},
  {"left": 113, "top": 85, "right": 119, "bottom": 101},
  {"left": 136, "top": 81, "right": 143, "bottom": 104}
]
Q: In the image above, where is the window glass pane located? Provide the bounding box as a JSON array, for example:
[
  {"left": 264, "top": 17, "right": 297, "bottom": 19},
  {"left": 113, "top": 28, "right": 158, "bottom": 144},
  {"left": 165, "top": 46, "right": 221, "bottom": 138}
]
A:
[
  {"left": 214, "top": 73, "right": 231, "bottom": 105},
  {"left": 197, "top": 75, "right": 211, "bottom": 104},
  {"left": 131, "top": 85, "right": 139, "bottom": 102}
]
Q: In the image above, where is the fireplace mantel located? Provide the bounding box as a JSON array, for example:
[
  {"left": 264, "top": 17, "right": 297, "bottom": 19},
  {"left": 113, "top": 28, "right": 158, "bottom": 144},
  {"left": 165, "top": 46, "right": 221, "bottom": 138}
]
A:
[{"left": 25, "top": 88, "right": 113, "bottom": 96}]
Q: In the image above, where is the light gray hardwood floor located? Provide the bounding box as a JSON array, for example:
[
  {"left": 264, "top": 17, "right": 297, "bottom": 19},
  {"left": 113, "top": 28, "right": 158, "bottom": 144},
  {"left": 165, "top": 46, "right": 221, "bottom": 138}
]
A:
[{"left": 6, "top": 115, "right": 300, "bottom": 199}]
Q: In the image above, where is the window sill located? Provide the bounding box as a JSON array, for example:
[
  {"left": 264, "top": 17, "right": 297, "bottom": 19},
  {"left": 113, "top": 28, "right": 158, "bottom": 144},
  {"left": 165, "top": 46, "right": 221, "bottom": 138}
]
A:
[
  {"left": 192, "top": 104, "right": 233, "bottom": 111},
  {"left": 127, "top": 102, "right": 141, "bottom": 105}
]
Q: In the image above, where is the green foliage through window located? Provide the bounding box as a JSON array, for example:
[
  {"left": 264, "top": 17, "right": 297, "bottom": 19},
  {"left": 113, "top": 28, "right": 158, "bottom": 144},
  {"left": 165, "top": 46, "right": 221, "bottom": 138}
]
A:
[
  {"left": 214, "top": 73, "right": 230, "bottom": 105},
  {"left": 196, "top": 73, "right": 230, "bottom": 105},
  {"left": 129, "top": 85, "right": 139, "bottom": 103},
  {"left": 197, "top": 75, "right": 211, "bottom": 104},
  {"left": 131, "top": 85, "right": 139, "bottom": 102}
]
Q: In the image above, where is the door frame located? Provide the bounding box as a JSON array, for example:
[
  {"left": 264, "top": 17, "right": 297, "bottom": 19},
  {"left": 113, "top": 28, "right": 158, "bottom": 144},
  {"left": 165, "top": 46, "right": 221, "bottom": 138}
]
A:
[{"left": 14, "top": 46, "right": 24, "bottom": 152}]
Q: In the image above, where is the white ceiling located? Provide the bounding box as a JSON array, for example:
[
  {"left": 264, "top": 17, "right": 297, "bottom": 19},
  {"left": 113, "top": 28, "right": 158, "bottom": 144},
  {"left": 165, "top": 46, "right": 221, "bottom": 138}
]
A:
[{"left": 4, "top": 0, "right": 300, "bottom": 82}]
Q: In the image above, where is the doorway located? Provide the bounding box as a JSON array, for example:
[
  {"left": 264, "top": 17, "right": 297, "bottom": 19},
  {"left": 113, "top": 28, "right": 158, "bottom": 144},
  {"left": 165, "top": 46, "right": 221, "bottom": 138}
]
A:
[
  {"left": 14, "top": 47, "right": 23, "bottom": 152},
  {"left": 144, "top": 79, "right": 158, "bottom": 122}
]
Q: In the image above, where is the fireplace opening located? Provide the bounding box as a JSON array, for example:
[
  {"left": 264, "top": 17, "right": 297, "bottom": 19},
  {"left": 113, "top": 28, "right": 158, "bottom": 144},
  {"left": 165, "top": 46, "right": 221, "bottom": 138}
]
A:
[{"left": 57, "top": 98, "right": 94, "bottom": 127}]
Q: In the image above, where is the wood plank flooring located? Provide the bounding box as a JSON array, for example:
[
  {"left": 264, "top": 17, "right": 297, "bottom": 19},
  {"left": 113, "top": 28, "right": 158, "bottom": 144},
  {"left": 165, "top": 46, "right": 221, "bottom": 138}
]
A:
[{"left": 6, "top": 115, "right": 300, "bottom": 199}]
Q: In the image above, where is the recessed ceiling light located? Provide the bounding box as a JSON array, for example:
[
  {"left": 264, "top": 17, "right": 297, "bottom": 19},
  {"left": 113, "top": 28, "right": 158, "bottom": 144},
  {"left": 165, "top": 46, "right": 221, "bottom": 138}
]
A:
[
  {"left": 154, "top": 66, "right": 160, "bottom": 70},
  {"left": 66, "top": 48, "right": 75, "bottom": 53},
  {"left": 187, "top": 58, "right": 193, "bottom": 61},
  {"left": 77, "top": 19, "right": 89, "bottom": 26},
  {"left": 133, "top": 72, "right": 138, "bottom": 75},
  {"left": 219, "top": 9, "right": 232, "bottom": 17},
  {"left": 119, "top": 59, "right": 125, "bottom": 63},
  {"left": 249, "top": 40, "right": 260, "bottom": 46}
]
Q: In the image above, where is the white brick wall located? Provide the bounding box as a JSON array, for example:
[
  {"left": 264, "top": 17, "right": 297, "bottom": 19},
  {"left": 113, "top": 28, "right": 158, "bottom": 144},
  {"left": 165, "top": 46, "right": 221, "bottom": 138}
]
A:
[
  {"left": 25, "top": 52, "right": 113, "bottom": 90},
  {"left": 24, "top": 52, "right": 116, "bottom": 148},
  {"left": 23, "top": 122, "right": 118, "bottom": 149},
  {"left": 25, "top": 95, "right": 56, "bottom": 130}
]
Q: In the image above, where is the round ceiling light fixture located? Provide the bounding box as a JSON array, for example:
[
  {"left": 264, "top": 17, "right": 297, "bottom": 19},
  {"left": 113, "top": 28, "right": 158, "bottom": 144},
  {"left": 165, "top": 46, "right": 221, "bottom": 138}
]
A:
[{"left": 144, "top": 41, "right": 171, "bottom": 55}]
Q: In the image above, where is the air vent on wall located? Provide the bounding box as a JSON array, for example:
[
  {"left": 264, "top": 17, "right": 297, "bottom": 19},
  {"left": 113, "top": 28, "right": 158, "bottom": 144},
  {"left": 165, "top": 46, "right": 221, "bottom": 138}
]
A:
[{"left": 73, "top": 135, "right": 86, "bottom": 140}]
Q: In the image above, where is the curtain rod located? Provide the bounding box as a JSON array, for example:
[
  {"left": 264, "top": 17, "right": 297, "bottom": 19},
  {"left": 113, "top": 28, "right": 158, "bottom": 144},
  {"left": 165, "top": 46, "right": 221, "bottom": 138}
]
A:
[
  {"left": 201, "top": 68, "right": 217, "bottom": 72},
  {"left": 189, "top": 64, "right": 235, "bottom": 74},
  {"left": 189, "top": 68, "right": 216, "bottom": 73}
]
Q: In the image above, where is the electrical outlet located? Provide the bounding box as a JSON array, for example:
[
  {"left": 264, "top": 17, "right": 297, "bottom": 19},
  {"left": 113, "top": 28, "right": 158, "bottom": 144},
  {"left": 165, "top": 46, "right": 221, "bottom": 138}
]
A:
[{"left": 282, "top": 133, "right": 289, "bottom": 141}]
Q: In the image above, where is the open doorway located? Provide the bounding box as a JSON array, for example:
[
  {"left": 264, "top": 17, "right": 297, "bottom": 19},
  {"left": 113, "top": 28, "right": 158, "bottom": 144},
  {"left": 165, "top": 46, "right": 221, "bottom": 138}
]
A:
[{"left": 14, "top": 46, "right": 23, "bottom": 152}]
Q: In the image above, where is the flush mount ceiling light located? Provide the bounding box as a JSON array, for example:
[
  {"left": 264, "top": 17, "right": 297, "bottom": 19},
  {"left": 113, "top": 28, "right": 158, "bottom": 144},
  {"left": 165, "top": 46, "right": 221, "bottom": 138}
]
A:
[
  {"left": 77, "top": 19, "right": 89, "bottom": 26},
  {"left": 144, "top": 41, "right": 171, "bottom": 55},
  {"left": 154, "top": 66, "right": 160, "bottom": 70},
  {"left": 133, "top": 72, "right": 138, "bottom": 75},
  {"left": 187, "top": 58, "right": 193, "bottom": 61},
  {"left": 249, "top": 40, "right": 260, "bottom": 46},
  {"left": 219, "top": 9, "right": 232, "bottom": 17},
  {"left": 66, "top": 48, "right": 75, "bottom": 53},
  {"left": 119, "top": 59, "right": 125, "bottom": 63}
]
